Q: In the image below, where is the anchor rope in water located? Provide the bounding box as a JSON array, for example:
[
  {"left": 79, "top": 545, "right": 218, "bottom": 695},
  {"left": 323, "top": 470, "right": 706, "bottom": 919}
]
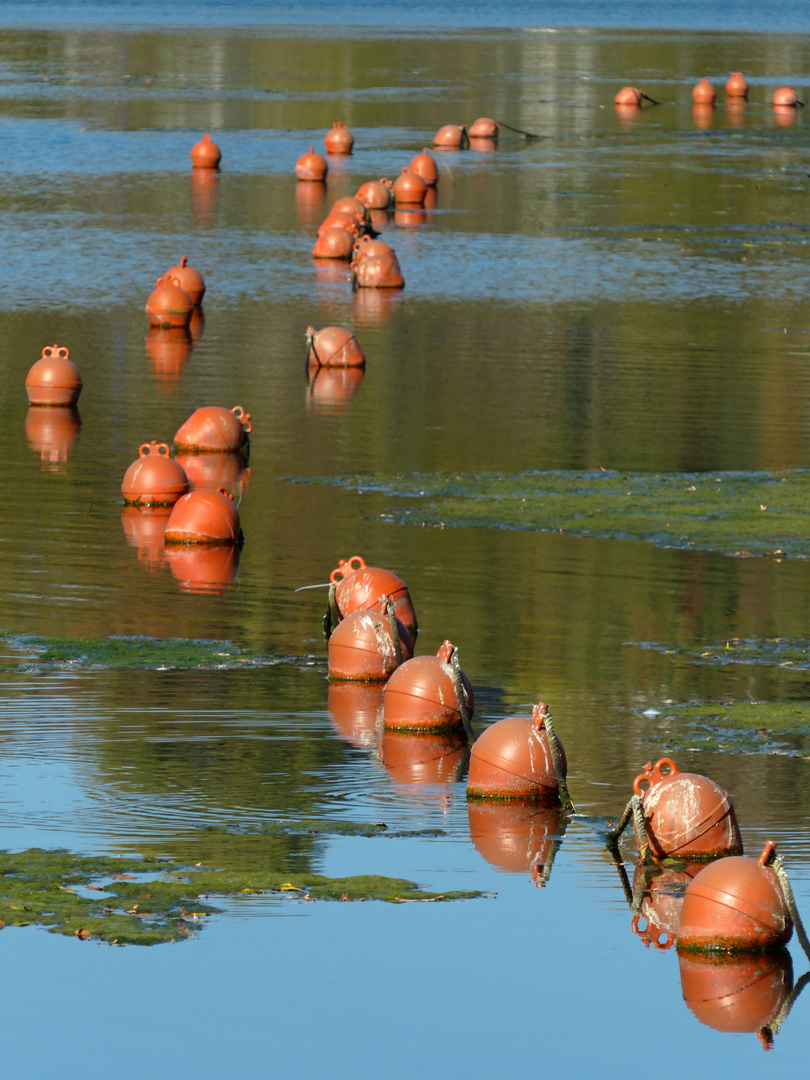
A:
[
  {"left": 380, "top": 594, "right": 403, "bottom": 667},
  {"left": 450, "top": 647, "right": 475, "bottom": 742},
  {"left": 543, "top": 710, "right": 576, "bottom": 814},
  {"left": 606, "top": 794, "right": 650, "bottom": 861}
]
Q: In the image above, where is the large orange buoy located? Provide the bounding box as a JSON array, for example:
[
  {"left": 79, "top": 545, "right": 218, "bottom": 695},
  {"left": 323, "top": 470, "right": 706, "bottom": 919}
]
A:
[
  {"left": 352, "top": 249, "right": 404, "bottom": 288},
  {"left": 121, "top": 505, "right": 171, "bottom": 567},
  {"left": 328, "top": 682, "right": 384, "bottom": 748},
  {"left": 614, "top": 86, "right": 643, "bottom": 106},
  {"left": 174, "top": 450, "right": 249, "bottom": 497},
  {"left": 165, "top": 542, "right": 240, "bottom": 592},
  {"left": 324, "top": 121, "right": 354, "bottom": 154},
  {"left": 145, "top": 276, "right": 194, "bottom": 329},
  {"left": 352, "top": 236, "right": 394, "bottom": 263},
  {"left": 409, "top": 149, "right": 438, "bottom": 186},
  {"left": 306, "top": 325, "right": 364, "bottom": 368},
  {"left": 191, "top": 133, "right": 221, "bottom": 169},
  {"left": 726, "top": 71, "right": 749, "bottom": 100},
  {"left": 121, "top": 442, "right": 189, "bottom": 506},
  {"left": 329, "top": 554, "right": 417, "bottom": 632},
  {"left": 679, "top": 949, "right": 793, "bottom": 1040},
  {"left": 296, "top": 146, "right": 328, "bottom": 181},
  {"left": 467, "top": 702, "right": 566, "bottom": 803},
  {"left": 25, "top": 405, "right": 80, "bottom": 469},
  {"left": 467, "top": 801, "right": 563, "bottom": 883},
  {"left": 383, "top": 640, "right": 472, "bottom": 733},
  {"left": 393, "top": 166, "right": 427, "bottom": 206},
  {"left": 312, "top": 227, "right": 355, "bottom": 259},
  {"left": 692, "top": 78, "right": 717, "bottom": 104},
  {"left": 380, "top": 728, "right": 468, "bottom": 786},
  {"left": 164, "top": 256, "right": 205, "bottom": 306},
  {"left": 327, "top": 605, "right": 414, "bottom": 682},
  {"left": 331, "top": 195, "right": 367, "bottom": 219},
  {"left": 468, "top": 117, "right": 499, "bottom": 137},
  {"left": 164, "top": 487, "right": 242, "bottom": 546},
  {"left": 25, "top": 345, "right": 82, "bottom": 406},
  {"left": 433, "top": 123, "right": 468, "bottom": 149},
  {"left": 173, "top": 405, "right": 251, "bottom": 454},
  {"left": 356, "top": 178, "right": 393, "bottom": 209},
  {"left": 317, "top": 211, "right": 362, "bottom": 236},
  {"left": 633, "top": 758, "right": 742, "bottom": 860},
  {"left": 677, "top": 842, "right": 792, "bottom": 953},
  {"left": 773, "top": 86, "right": 801, "bottom": 107}
]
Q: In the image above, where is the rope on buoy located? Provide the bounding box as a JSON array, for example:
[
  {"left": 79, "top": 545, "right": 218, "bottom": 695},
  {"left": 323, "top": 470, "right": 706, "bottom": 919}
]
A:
[
  {"left": 640, "top": 93, "right": 661, "bottom": 106},
  {"left": 381, "top": 594, "right": 403, "bottom": 666},
  {"left": 606, "top": 794, "right": 650, "bottom": 861},
  {"left": 543, "top": 710, "right": 576, "bottom": 814},
  {"left": 322, "top": 581, "right": 340, "bottom": 639},
  {"left": 494, "top": 119, "right": 540, "bottom": 139},
  {"left": 449, "top": 646, "right": 475, "bottom": 742},
  {"left": 305, "top": 326, "right": 321, "bottom": 370},
  {"left": 762, "top": 970, "right": 810, "bottom": 1044},
  {"left": 769, "top": 852, "right": 810, "bottom": 961}
]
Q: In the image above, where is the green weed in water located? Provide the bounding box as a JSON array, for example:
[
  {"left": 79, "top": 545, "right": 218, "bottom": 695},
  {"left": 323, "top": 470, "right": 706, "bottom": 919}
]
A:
[
  {"left": 637, "top": 700, "right": 810, "bottom": 756},
  {"left": 0, "top": 633, "right": 282, "bottom": 671},
  {"left": 636, "top": 637, "right": 810, "bottom": 669}
]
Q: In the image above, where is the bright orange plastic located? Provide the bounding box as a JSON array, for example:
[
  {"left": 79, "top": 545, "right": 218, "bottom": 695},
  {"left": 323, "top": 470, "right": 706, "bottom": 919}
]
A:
[
  {"left": 307, "top": 365, "right": 365, "bottom": 410},
  {"left": 173, "top": 405, "right": 251, "bottom": 454},
  {"left": 164, "top": 256, "right": 205, "bottom": 306},
  {"left": 380, "top": 729, "right": 468, "bottom": 786},
  {"left": 324, "top": 121, "right": 354, "bottom": 154},
  {"left": 467, "top": 702, "right": 565, "bottom": 802},
  {"left": 468, "top": 117, "right": 499, "bottom": 137},
  {"left": 614, "top": 86, "right": 643, "bottom": 106},
  {"left": 330, "top": 555, "right": 417, "bottom": 631},
  {"left": 307, "top": 325, "right": 365, "bottom": 368},
  {"left": 328, "top": 682, "right": 384, "bottom": 748},
  {"left": 356, "top": 179, "right": 393, "bottom": 209},
  {"left": 317, "top": 211, "right": 362, "bottom": 235},
  {"left": 352, "top": 249, "right": 404, "bottom": 288},
  {"left": 774, "top": 86, "right": 800, "bottom": 107},
  {"left": 165, "top": 542, "right": 240, "bottom": 592},
  {"left": 331, "top": 195, "right": 367, "bottom": 218},
  {"left": 383, "top": 640, "right": 472, "bottom": 732},
  {"left": 121, "top": 505, "right": 171, "bottom": 567},
  {"left": 393, "top": 166, "right": 427, "bottom": 206},
  {"left": 145, "top": 327, "right": 192, "bottom": 379},
  {"left": 677, "top": 842, "right": 792, "bottom": 953},
  {"left": 633, "top": 758, "right": 742, "bottom": 860},
  {"left": 173, "top": 451, "right": 249, "bottom": 497},
  {"left": 191, "top": 133, "right": 221, "bottom": 169},
  {"left": 409, "top": 149, "right": 439, "bottom": 186},
  {"left": 692, "top": 78, "right": 716, "bottom": 104},
  {"left": 25, "top": 405, "right": 80, "bottom": 468},
  {"left": 25, "top": 345, "right": 82, "bottom": 406},
  {"left": 467, "top": 801, "right": 561, "bottom": 879},
  {"left": 433, "top": 124, "right": 468, "bottom": 149},
  {"left": 352, "top": 237, "right": 394, "bottom": 263},
  {"left": 679, "top": 949, "right": 792, "bottom": 1038},
  {"left": 164, "top": 487, "right": 241, "bottom": 546},
  {"left": 121, "top": 442, "right": 189, "bottom": 506},
  {"left": 296, "top": 146, "right": 328, "bottom": 181},
  {"left": 327, "top": 607, "right": 414, "bottom": 682},
  {"left": 726, "top": 72, "right": 749, "bottom": 100},
  {"left": 312, "top": 226, "right": 355, "bottom": 259},
  {"left": 145, "top": 275, "right": 193, "bottom": 329}
]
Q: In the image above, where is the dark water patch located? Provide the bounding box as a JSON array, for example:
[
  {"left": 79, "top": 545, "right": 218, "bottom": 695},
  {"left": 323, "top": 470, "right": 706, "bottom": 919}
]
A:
[
  {"left": 199, "top": 819, "right": 446, "bottom": 839},
  {"left": 636, "top": 637, "right": 810, "bottom": 668}
]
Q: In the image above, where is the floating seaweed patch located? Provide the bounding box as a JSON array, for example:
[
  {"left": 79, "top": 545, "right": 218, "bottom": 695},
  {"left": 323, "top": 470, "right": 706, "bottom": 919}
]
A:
[
  {"left": 635, "top": 700, "right": 810, "bottom": 756},
  {"left": 635, "top": 637, "right": 810, "bottom": 669}
]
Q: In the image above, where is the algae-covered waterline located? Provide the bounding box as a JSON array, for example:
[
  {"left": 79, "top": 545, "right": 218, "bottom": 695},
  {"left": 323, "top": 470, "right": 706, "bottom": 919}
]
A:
[{"left": 3, "top": 2, "right": 810, "bottom": 1076}]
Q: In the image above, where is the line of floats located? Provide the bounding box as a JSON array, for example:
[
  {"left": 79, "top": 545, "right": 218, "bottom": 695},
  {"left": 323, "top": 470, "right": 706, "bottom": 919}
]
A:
[{"left": 616, "top": 72, "right": 805, "bottom": 127}]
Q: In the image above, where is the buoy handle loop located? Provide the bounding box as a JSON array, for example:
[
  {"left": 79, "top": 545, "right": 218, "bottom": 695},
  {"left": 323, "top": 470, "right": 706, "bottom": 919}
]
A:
[
  {"left": 329, "top": 555, "right": 366, "bottom": 583},
  {"left": 633, "top": 757, "right": 678, "bottom": 797},
  {"left": 139, "top": 441, "right": 171, "bottom": 457},
  {"left": 42, "top": 344, "right": 69, "bottom": 359},
  {"left": 217, "top": 487, "right": 234, "bottom": 501},
  {"left": 631, "top": 913, "right": 675, "bottom": 950},
  {"left": 231, "top": 406, "right": 252, "bottom": 433},
  {"left": 531, "top": 701, "right": 549, "bottom": 731}
]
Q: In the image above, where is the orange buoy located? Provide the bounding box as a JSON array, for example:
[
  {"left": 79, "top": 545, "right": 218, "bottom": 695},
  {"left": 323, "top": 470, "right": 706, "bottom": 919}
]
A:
[
  {"left": 25, "top": 345, "right": 82, "bottom": 406},
  {"left": 324, "top": 121, "right": 354, "bottom": 154},
  {"left": 393, "top": 166, "right": 427, "bottom": 206},
  {"left": 328, "top": 682, "right": 384, "bottom": 748},
  {"left": 312, "top": 226, "right": 355, "bottom": 259},
  {"left": 467, "top": 801, "right": 562, "bottom": 882},
  {"left": 165, "top": 542, "right": 240, "bottom": 592},
  {"left": 164, "top": 256, "right": 205, "bottom": 306},
  {"left": 121, "top": 442, "right": 189, "bottom": 506},
  {"left": 121, "top": 505, "right": 171, "bottom": 567},
  {"left": 380, "top": 728, "right": 468, "bottom": 786},
  {"left": 633, "top": 758, "right": 742, "bottom": 861},
  {"left": 356, "top": 178, "right": 393, "bottom": 209},
  {"left": 306, "top": 325, "right": 364, "bottom": 369},
  {"left": 468, "top": 117, "right": 499, "bottom": 137},
  {"left": 173, "top": 405, "right": 251, "bottom": 454},
  {"left": 433, "top": 123, "right": 468, "bottom": 149},
  {"left": 692, "top": 78, "right": 717, "bottom": 104},
  {"left": 352, "top": 249, "right": 404, "bottom": 288},
  {"left": 190, "top": 133, "right": 221, "bottom": 169},
  {"left": 774, "top": 86, "right": 801, "bottom": 107},
  {"left": 145, "top": 275, "right": 193, "bottom": 329},
  {"left": 329, "top": 555, "right": 417, "bottom": 632},
  {"left": 164, "top": 487, "right": 242, "bottom": 546},
  {"left": 467, "top": 702, "right": 565, "bottom": 803},
  {"left": 352, "top": 236, "right": 394, "bottom": 263},
  {"left": 25, "top": 405, "right": 80, "bottom": 469},
  {"left": 174, "top": 450, "right": 249, "bottom": 497},
  {"left": 328, "top": 605, "right": 414, "bottom": 682},
  {"left": 296, "top": 146, "right": 328, "bottom": 181},
  {"left": 679, "top": 949, "right": 792, "bottom": 1039},
  {"left": 383, "top": 640, "right": 473, "bottom": 733},
  {"left": 614, "top": 86, "right": 643, "bottom": 106},
  {"left": 331, "top": 195, "right": 367, "bottom": 219},
  {"left": 409, "top": 149, "right": 439, "bottom": 186},
  {"left": 726, "top": 72, "right": 749, "bottom": 100},
  {"left": 317, "top": 211, "right": 362, "bottom": 236},
  {"left": 677, "top": 842, "right": 792, "bottom": 953}
]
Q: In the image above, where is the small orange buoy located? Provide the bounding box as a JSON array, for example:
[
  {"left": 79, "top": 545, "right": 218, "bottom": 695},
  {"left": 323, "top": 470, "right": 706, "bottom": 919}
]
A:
[
  {"left": 679, "top": 949, "right": 792, "bottom": 1039},
  {"left": 331, "top": 195, "right": 367, "bottom": 219},
  {"left": 164, "top": 488, "right": 242, "bottom": 546},
  {"left": 409, "top": 150, "right": 439, "bottom": 186},
  {"left": 324, "top": 121, "right": 354, "bottom": 154},
  {"left": 165, "top": 542, "right": 240, "bottom": 593},
  {"left": 328, "top": 605, "right": 414, "bottom": 682},
  {"left": 164, "top": 256, "right": 205, "bottom": 306},
  {"left": 692, "top": 78, "right": 717, "bottom": 104},
  {"left": 614, "top": 86, "right": 643, "bottom": 106},
  {"left": 467, "top": 702, "right": 566, "bottom": 803},
  {"left": 173, "top": 405, "right": 251, "bottom": 454},
  {"left": 190, "top": 133, "right": 221, "bottom": 169},
  {"left": 296, "top": 146, "right": 328, "bottom": 181},
  {"left": 352, "top": 249, "right": 404, "bottom": 288},
  {"left": 677, "top": 842, "right": 792, "bottom": 953},
  {"left": 145, "top": 275, "right": 194, "bottom": 329},
  {"left": 317, "top": 211, "right": 362, "bottom": 236},
  {"left": 726, "top": 71, "right": 749, "bottom": 100},
  {"left": 329, "top": 555, "right": 417, "bottom": 632},
  {"left": 433, "top": 123, "right": 469, "bottom": 149},
  {"left": 25, "top": 345, "right": 82, "bottom": 406},
  {"left": 468, "top": 117, "right": 499, "bottom": 137},
  {"left": 306, "top": 325, "right": 364, "bottom": 369},
  {"left": 121, "top": 442, "right": 189, "bottom": 506},
  {"left": 356, "top": 178, "right": 393, "bottom": 209},
  {"left": 312, "top": 226, "right": 355, "bottom": 259},
  {"left": 633, "top": 758, "right": 742, "bottom": 860},
  {"left": 383, "top": 640, "right": 473, "bottom": 733},
  {"left": 393, "top": 166, "right": 427, "bottom": 206},
  {"left": 773, "top": 86, "right": 801, "bottom": 107}
]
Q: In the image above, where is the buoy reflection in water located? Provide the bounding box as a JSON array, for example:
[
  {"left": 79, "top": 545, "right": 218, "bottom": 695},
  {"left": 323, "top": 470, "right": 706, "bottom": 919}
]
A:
[
  {"left": 164, "top": 542, "right": 241, "bottom": 593},
  {"left": 25, "top": 405, "right": 80, "bottom": 471},
  {"left": 120, "top": 505, "right": 171, "bottom": 568},
  {"left": 467, "top": 801, "right": 564, "bottom": 886}
]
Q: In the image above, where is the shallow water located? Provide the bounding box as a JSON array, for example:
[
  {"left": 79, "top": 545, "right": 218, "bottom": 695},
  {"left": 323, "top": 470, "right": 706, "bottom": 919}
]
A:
[{"left": 2, "top": 3, "right": 810, "bottom": 1076}]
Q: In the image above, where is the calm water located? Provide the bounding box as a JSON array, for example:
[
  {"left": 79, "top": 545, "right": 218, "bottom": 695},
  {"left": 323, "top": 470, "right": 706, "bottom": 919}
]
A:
[{"left": 1, "top": 3, "right": 810, "bottom": 1076}]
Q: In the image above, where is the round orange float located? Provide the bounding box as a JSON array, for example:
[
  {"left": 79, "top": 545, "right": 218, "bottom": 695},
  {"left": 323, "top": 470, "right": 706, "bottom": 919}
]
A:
[
  {"left": 393, "top": 166, "right": 427, "bottom": 206},
  {"left": 356, "top": 178, "right": 393, "bottom": 209},
  {"left": 327, "top": 606, "right": 414, "bottom": 682},
  {"left": 25, "top": 345, "right": 82, "bottom": 406},
  {"left": 692, "top": 78, "right": 716, "bottom": 104},
  {"left": 164, "top": 488, "right": 242, "bottom": 546},
  {"left": 614, "top": 86, "right": 643, "bottom": 106},
  {"left": 329, "top": 555, "right": 417, "bottom": 632},
  {"left": 317, "top": 211, "right": 362, "bottom": 235},
  {"left": 324, "top": 121, "right": 354, "bottom": 154},
  {"left": 633, "top": 758, "right": 742, "bottom": 860},
  {"left": 145, "top": 276, "right": 193, "bottom": 329},
  {"left": 409, "top": 149, "right": 438, "bottom": 186},
  {"left": 383, "top": 640, "right": 472, "bottom": 732},
  {"left": 312, "top": 227, "right": 356, "bottom": 259},
  {"left": 677, "top": 842, "right": 792, "bottom": 953},
  {"left": 296, "top": 146, "right": 328, "bottom": 181},
  {"left": 726, "top": 71, "right": 749, "bottom": 100},
  {"left": 121, "top": 442, "right": 189, "bottom": 506},
  {"left": 191, "top": 133, "right": 221, "bottom": 169},
  {"left": 164, "top": 256, "right": 205, "bottom": 306},
  {"left": 352, "top": 236, "right": 394, "bottom": 263},
  {"left": 468, "top": 117, "right": 499, "bottom": 137},
  {"left": 174, "top": 405, "right": 251, "bottom": 454},
  {"left": 331, "top": 195, "right": 367, "bottom": 219},
  {"left": 467, "top": 702, "right": 566, "bottom": 803},
  {"left": 306, "top": 325, "right": 364, "bottom": 368},
  {"left": 774, "top": 86, "right": 801, "bottom": 107},
  {"left": 433, "top": 123, "right": 468, "bottom": 149},
  {"left": 25, "top": 405, "right": 80, "bottom": 468},
  {"left": 352, "top": 249, "right": 404, "bottom": 288},
  {"left": 679, "top": 949, "right": 792, "bottom": 1041}
]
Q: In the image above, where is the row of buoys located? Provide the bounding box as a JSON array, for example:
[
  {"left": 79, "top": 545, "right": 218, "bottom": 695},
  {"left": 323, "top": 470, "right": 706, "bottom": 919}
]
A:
[{"left": 615, "top": 74, "right": 803, "bottom": 111}]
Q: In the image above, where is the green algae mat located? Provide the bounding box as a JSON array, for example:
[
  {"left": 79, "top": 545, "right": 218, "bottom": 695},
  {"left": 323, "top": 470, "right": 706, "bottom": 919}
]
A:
[
  {"left": 301, "top": 468, "right": 810, "bottom": 557},
  {"left": 635, "top": 700, "right": 810, "bottom": 757}
]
